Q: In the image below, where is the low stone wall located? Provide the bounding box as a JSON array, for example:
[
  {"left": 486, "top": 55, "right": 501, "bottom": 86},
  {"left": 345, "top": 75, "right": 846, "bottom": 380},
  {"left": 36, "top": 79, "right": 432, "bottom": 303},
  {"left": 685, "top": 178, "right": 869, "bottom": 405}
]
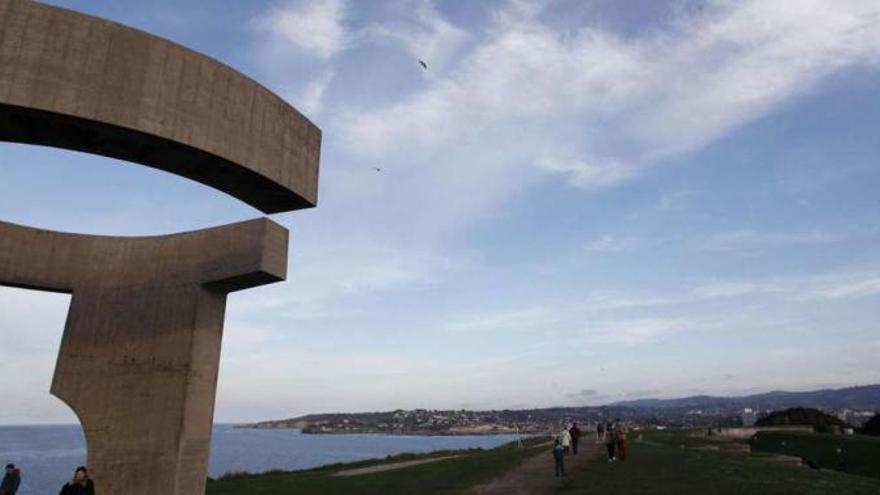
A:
[{"left": 708, "top": 426, "right": 813, "bottom": 439}]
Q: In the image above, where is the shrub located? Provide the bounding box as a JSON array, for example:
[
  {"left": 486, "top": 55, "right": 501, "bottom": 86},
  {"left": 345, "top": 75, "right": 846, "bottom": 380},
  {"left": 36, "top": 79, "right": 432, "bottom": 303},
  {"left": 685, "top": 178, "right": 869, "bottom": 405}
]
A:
[
  {"left": 860, "top": 413, "right": 880, "bottom": 436},
  {"left": 755, "top": 407, "right": 846, "bottom": 432}
]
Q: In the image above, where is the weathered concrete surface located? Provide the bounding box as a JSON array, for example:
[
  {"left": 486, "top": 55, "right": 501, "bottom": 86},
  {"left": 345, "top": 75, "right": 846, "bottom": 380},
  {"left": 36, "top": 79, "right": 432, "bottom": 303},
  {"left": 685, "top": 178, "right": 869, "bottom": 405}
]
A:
[
  {"left": 0, "top": 0, "right": 320, "bottom": 213},
  {"left": 0, "top": 1, "right": 322, "bottom": 493},
  {"left": 0, "top": 218, "right": 288, "bottom": 494}
]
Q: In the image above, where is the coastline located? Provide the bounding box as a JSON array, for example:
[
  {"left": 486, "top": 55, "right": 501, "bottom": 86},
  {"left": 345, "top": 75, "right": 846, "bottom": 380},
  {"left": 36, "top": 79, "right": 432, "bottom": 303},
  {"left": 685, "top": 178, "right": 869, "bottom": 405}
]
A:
[{"left": 235, "top": 426, "right": 546, "bottom": 437}]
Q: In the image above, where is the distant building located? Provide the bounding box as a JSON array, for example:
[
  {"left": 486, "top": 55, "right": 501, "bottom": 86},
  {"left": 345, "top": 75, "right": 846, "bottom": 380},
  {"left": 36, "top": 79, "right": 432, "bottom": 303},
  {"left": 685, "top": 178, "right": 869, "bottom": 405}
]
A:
[
  {"left": 836, "top": 409, "right": 875, "bottom": 427},
  {"left": 739, "top": 408, "right": 757, "bottom": 426}
]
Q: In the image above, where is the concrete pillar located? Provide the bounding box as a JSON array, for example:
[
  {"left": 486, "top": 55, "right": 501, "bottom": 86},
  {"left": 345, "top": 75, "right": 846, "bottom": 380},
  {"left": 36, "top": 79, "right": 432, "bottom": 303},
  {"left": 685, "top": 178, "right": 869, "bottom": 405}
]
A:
[{"left": 0, "top": 218, "right": 288, "bottom": 494}]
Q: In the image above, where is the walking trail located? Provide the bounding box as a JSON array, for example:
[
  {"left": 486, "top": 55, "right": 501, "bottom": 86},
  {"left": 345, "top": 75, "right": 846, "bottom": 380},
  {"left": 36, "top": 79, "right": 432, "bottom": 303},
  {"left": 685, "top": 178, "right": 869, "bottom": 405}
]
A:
[
  {"left": 466, "top": 440, "right": 603, "bottom": 495},
  {"left": 332, "top": 455, "right": 462, "bottom": 477}
]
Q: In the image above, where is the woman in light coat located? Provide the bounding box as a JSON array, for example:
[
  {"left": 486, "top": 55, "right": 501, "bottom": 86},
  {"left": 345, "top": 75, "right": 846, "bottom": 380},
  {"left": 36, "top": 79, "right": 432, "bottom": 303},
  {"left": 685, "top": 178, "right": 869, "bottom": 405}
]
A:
[{"left": 559, "top": 426, "right": 572, "bottom": 454}]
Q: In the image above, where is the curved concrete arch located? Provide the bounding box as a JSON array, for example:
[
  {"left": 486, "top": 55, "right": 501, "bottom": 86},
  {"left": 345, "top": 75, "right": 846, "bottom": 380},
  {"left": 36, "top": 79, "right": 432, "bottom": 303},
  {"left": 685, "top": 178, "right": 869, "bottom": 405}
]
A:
[
  {"left": 0, "top": 0, "right": 320, "bottom": 213},
  {"left": 0, "top": 218, "right": 289, "bottom": 494}
]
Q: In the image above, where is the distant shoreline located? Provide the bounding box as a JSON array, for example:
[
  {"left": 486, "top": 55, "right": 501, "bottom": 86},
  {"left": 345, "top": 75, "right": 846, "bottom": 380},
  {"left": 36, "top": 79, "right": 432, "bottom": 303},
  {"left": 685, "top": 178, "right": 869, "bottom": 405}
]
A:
[{"left": 234, "top": 425, "right": 544, "bottom": 437}]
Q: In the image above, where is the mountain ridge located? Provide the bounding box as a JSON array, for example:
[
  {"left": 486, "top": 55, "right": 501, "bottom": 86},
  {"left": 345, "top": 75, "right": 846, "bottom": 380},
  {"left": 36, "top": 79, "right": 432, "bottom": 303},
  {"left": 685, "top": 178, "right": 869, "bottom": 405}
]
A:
[
  {"left": 246, "top": 384, "right": 880, "bottom": 431},
  {"left": 609, "top": 385, "right": 880, "bottom": 410}
]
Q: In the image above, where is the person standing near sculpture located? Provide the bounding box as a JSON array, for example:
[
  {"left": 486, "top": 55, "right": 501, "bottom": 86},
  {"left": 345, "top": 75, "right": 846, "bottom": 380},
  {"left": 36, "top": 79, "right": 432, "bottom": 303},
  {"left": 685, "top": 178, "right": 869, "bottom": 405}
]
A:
[
  {"left": 614, "top": 418, "right": 629, "bottom": 461},
  {"left": 604, "top": 422, "right": 617, "bottom": 461},
  {"left": 0, "top": 464, "right": 21, "bottom": 495},
  {"left": 569, "top": 422, "right": 582, "bottom": 455},
  {"left": 559, "top": 425, "right": 572, "bottom": 454},
  {"left": 59, "top": 467, "right": 94, "bottom": 495}
]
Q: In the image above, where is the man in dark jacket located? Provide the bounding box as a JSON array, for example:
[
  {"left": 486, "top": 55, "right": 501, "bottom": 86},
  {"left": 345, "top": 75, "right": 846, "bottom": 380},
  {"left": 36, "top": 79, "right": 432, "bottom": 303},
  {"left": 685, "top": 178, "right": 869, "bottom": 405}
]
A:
[
  {"left": 569, "top": 422, "right": 582, "bottom": 455},
  {"left": 59, "top": 466, "right": 94, "bottom": 495},
  {"left": 0, "top": 463, "right": 21, "bottom": 495}
]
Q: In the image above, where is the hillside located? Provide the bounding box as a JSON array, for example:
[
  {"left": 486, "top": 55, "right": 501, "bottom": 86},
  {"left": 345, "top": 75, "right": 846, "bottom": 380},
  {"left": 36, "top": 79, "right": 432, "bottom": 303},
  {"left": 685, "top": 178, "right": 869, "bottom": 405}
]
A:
[
  {"left": 244, "top": 384, "right": 880, "bottom": 433},
  {"left": 611, "top": 385, "right": 880, "bottom": 410}
]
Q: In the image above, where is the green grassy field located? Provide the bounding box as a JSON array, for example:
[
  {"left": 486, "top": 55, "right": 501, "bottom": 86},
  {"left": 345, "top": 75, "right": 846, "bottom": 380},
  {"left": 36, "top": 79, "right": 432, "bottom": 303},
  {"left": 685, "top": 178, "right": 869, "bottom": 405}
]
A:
[
  {"left": 559, "top": 430, "right": 880, "bottom": 495},
  {"left": 750, "top": 431, "right": 880, "bottom": 479},
  {"left": 205, "top": 437, "right": 547, "bottom": 495},
  {"left": 205, "top": 429, "right": 880, "bottom": 494}
]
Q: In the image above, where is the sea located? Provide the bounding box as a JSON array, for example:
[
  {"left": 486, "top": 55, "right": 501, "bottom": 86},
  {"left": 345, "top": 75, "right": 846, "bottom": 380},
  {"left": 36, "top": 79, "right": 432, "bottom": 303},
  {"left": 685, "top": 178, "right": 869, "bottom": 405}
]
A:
[{"left": 0, "top": 424, "right": 522, "bottom": 494}]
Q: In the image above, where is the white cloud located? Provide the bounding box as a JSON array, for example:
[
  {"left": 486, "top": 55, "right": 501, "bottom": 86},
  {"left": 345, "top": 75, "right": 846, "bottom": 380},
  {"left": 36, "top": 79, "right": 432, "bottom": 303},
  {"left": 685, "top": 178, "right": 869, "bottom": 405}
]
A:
[
  {"left": 699, "top": 228, "right": 844, "bottom": 252},
  {"left": 369, "top": 0, "right": 470, "bottom": 72},
  {"left": 442, "top": 295, "right": 701, "bottom": 346},
  {"left": 583, "top": 234, "right": 639, "bottom": 253},
  {"left": 690, "top": 281, "right": 771, "bottom": 299},
  {"left": 339, "top": 0, "right": 880, "bottom": 194},
  {"left": 229, "top": 239, "right": 466, "bottom": 322},
  {"left": 288, "top": 71, "right": 336, "bottom": 116},
  {"left": 258, "top": 0, "right": 350, "bottom": 59},
  {"left": 770, "top": 347, "right": 807, "bottom": 359},
  {"left": 579, "top": 291, "right": 674, "bottom": 311},
  {"left": 808, "top": 275, "right": 880, "bottom": 300},
  {"left": 539, "top": 158, "right": 637, "bottom": 191},
  {"left": 696, "top": 270, "right": 880, "bottom": 302},
  {"left": 436, "top": 265, "right": 880, "bottom": 345},
  {"left": 588, "top": 318, "right": 695, "bottom": 346},
  {"left": 444, "top": 306, "right": 557, "bottom": 333}
]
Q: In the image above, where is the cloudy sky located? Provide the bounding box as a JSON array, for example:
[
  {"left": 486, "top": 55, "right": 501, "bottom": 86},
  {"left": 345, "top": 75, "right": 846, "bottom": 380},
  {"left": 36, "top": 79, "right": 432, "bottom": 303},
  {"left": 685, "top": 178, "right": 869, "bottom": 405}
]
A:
[{"left": 2, "top": 0, "right": 880, "bottom": 424}]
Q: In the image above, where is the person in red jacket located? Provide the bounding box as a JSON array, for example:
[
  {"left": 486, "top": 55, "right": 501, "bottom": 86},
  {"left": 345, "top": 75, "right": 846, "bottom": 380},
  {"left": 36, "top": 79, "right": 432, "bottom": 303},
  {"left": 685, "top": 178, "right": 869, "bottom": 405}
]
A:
[{"left": 614, "top": 418, "right": 629, "bottom": 461}]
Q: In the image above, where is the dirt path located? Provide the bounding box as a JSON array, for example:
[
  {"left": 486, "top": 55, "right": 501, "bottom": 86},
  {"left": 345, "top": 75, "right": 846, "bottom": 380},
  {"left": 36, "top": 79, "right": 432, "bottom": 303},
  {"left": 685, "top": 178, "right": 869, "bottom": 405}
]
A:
[
  {"left": 332, "top": 455, "right": 462, "bottom": 477},
  {"left": 466, "top": 441, "right": 603, "bottom": 495}
]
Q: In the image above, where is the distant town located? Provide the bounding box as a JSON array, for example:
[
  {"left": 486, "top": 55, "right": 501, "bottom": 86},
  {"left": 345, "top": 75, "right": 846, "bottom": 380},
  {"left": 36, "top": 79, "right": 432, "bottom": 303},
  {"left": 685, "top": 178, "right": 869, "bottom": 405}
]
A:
[{"left": 243, "top": 384, "right": 880, "bottom": 435}]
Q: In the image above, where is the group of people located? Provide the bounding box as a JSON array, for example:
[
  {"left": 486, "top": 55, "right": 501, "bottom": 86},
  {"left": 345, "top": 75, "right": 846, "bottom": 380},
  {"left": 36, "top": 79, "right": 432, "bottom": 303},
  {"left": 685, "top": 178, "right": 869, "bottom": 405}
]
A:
[
  {"left": 598, "top": 418, "right": 628, "bottom": 462},
  {"left": 550, "top": 418, "right": 630, "bottom": 478},
  {"left": 551, "top": 422, "right": 583, "bottom": 477},
  {"left": 0, "top": 464, "right": 95, "bottom": 495}
]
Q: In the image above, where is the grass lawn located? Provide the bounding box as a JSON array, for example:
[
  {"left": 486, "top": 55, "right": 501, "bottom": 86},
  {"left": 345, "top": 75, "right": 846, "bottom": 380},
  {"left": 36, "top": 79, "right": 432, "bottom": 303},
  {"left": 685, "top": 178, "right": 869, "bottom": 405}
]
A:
[
  {"left": 206, "top": 437, "right": 548, "bottom": 495},
  {"left": 559, "top": 430, "right": 880, "bottom": 495},
  {"left": 750, "top": 431, "right": 880, "bottom": 479}
]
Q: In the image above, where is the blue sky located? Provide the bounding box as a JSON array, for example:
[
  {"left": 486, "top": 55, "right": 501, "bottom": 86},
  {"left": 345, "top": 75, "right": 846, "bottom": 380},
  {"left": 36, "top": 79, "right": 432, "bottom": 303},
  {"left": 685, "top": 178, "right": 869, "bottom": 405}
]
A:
[{"left": 2, "top": 0, "right": 880, "bottom": 424}]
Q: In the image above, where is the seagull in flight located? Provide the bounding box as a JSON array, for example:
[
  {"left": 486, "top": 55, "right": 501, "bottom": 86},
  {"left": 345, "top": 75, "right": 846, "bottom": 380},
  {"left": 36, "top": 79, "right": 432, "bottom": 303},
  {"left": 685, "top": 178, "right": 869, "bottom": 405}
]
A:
[{"left": 418, "top": 60, "right": 428, "bottom": 70}]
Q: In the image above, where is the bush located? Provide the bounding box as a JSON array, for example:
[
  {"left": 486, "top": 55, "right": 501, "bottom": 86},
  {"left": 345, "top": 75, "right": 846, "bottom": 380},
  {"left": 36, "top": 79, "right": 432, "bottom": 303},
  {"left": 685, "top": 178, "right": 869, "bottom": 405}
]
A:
[
  {"left": 755, "top": 407, "right": 846, "bottom": 432},
  {"left": 860, "top": 414, "right": 880, "bottom": 436},
  {"left": 750, "top": 431, "right": 880, "bottom": 479}
]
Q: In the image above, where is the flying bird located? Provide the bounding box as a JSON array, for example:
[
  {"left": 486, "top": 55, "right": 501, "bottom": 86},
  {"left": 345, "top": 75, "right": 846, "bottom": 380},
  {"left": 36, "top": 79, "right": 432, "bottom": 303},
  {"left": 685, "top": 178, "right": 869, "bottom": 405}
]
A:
[
  {"left": 372, "top": 167, "right": 382, "bottom": 172},
  {"left": 418, "top": 60, "right": 428, "bottom": 70}
]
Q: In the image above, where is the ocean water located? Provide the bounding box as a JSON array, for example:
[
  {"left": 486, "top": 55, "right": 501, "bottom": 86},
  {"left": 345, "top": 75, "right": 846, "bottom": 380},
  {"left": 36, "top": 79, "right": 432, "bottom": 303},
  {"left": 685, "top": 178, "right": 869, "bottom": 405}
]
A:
[{"left": 0, "top": 424, "right": 521, "bottom": 494}]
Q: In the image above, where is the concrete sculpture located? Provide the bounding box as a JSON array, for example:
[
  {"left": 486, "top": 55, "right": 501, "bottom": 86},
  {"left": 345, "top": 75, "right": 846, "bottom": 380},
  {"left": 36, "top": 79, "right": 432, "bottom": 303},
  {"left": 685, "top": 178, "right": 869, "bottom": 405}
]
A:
[{"left": 0, "top": 1, "right": 320, "bottom": 493}]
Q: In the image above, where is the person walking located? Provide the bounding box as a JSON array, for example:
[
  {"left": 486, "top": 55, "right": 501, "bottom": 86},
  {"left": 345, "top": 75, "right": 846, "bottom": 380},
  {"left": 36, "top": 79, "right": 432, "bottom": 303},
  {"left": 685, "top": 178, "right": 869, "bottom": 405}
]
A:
[
  {"left": 569, "top": 422, "right": 582, "bottom": 455},
  {"left": 614, "top": 418, "right": 629, "bottom": 461},
  {"left": 604, "top": 422, "right": 616, "bottom": 462},
  {"left": 596, "top": 422, "right": 605, "bottom": 443},
  {"left": 552, "top": 438, "right": 566, "bottom": 477},
  {"left": 559, "top": 425, "right": 572, "bottom": 454},
  {"left": 0, "top": 464, "right": 21, "bottom": 495},
  {"left": 59, "top": 466, "right": 94, "bottom": 495}
]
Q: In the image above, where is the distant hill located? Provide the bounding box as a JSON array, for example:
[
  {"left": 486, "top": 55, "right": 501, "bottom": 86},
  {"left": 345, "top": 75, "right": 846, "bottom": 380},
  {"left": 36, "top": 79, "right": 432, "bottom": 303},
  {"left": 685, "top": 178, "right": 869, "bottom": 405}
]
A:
[
  {"left": 244, "top": 385, "right": 880, "bottom": 433},
  {"left": 611, "top": 385, "right": 880, "bottom": 410}
]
